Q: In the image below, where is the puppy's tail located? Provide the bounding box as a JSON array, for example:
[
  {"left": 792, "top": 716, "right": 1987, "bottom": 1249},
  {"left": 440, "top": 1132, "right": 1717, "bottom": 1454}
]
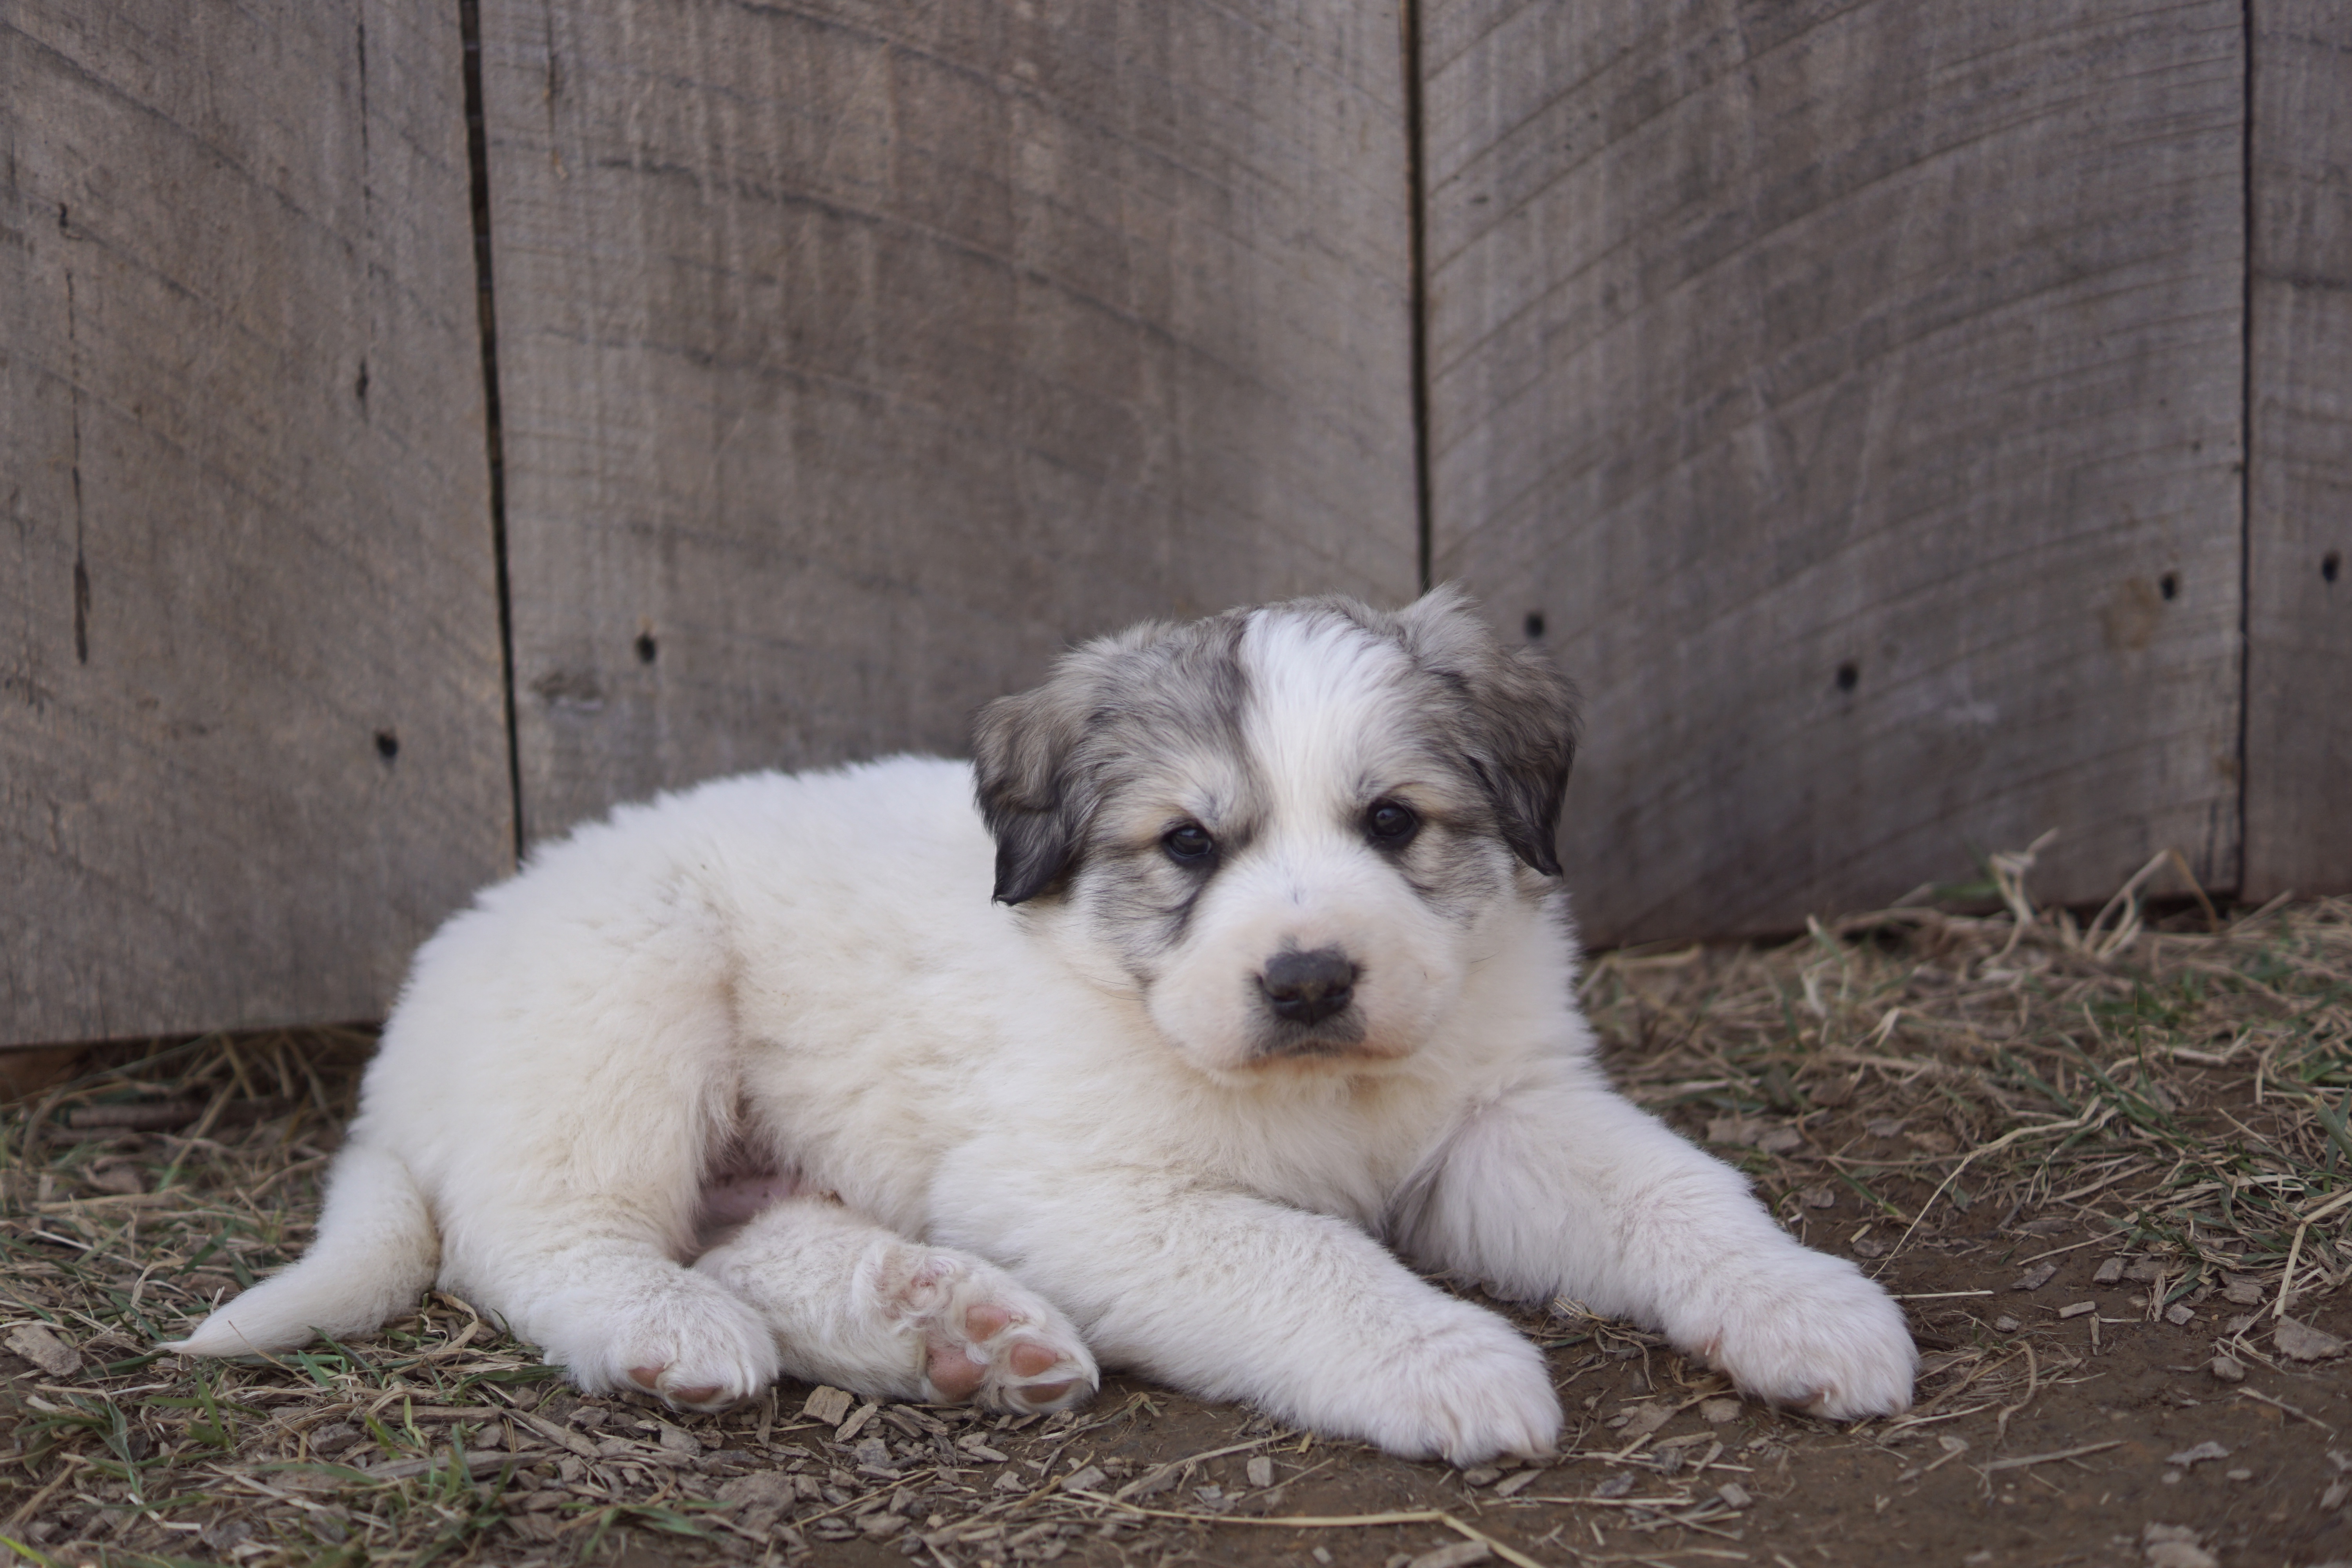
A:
[{"left": 162, "top": 1139, "right": 438, "bottom": 1356}]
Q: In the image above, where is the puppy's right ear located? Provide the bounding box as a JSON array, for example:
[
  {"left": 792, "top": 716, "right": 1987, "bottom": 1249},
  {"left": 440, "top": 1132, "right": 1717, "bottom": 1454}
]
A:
[{"left": 971, "top": 671, "right": 1094, "bottom": 904}]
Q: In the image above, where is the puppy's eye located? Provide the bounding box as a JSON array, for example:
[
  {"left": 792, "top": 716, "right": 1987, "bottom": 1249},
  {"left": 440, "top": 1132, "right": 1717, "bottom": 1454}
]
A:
[
  {"left": 1161, "top": 822, "right": 1216, "bottom": 863},
  {"left": 1366, "top": 800, "right": 1419, "bottom": 847}
]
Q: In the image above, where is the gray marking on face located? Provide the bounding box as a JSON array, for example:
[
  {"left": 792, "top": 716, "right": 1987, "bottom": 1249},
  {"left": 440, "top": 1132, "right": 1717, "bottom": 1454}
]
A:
[
  {"left": 972, "top": 588, "right": 1578, "bottom": 993},
  {"left": 972, "top": 610, "right": 1261, "bottom": 932}
]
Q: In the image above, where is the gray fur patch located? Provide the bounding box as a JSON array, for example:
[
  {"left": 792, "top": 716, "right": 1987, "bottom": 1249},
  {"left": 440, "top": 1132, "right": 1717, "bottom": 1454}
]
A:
[
  {"left": 971, "top": 588, "right": 1578, "bottom": 989},
  {"left": 972, "top": 611, "right": 1257, "bottom": 911}
]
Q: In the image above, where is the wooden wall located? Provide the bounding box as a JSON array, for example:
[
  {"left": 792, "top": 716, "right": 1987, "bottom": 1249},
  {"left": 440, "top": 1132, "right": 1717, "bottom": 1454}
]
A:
[
  {"left": 477, "top": 0, "right": 1419, "bottom": 843},
  {"left": 4, "top": 0, "right": 2346, "bottom": 1044},
  {"left": 1423, "top": 0, "right": 2249, "bottom": 945},
  {"left": 0, "top": 1, "right": 513, "bottom": 1045},
  {"left": 2243, "top": 0, "right": 2352, "bottom": 903}
]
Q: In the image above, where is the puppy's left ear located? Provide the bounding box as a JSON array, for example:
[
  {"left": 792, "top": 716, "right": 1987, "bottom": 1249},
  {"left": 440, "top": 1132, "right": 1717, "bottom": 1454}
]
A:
[
  {"left": 1396, "top": 585, "right": 1580, "bottom": 876},
  {"left": 971, "top": 661, "right": 1097, "bottom": 904}
]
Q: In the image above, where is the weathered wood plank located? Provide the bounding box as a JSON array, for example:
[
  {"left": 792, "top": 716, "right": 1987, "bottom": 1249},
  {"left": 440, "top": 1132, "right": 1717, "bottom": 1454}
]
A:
[
  {"left": 0, "top": 1, "right": 512, "bottom": 1045},
  {"left": 478, "top": 0, "right": 1419, "bottom": 843},
  {"left": 2243, "top": 0, "right": 2352, "bottom": 903},
  {"left": 1425, "top": 0, "right": 2247, "bottom": 944}
]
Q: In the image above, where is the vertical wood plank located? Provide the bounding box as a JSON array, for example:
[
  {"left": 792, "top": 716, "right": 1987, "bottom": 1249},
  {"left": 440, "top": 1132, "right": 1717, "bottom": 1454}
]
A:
[
  {"left": 1425, "top": 0, "right": 2247, "bottom": 944},
  {"left": 0, "top": 1, "right": 512, "bottom": 1045},
  {"left": 478, "top": 1, "right": 1420, "bottom": 843},
  {"left": 2244, "top": 0, "right": 2352, "bottom": 902}
]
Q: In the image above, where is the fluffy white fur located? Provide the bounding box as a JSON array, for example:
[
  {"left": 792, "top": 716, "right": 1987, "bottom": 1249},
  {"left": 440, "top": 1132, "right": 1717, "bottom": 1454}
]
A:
[{"left": 170, "top": 591, "right": 1915, "bottom": 1463}]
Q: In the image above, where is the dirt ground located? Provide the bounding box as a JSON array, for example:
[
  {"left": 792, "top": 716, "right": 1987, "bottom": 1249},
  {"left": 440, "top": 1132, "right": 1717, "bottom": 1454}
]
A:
[{"left": 3, "top": 877, "right": 2348, "bottom": 1568}]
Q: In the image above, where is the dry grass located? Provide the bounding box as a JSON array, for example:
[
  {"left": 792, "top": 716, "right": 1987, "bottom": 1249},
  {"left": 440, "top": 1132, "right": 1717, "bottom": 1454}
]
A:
[
  {"left": 2, "top": 862, "right": 2347, "bottom": 1568},
  {"left": 1588, "top": 880, "right": 2352, "bottom": 1332}
]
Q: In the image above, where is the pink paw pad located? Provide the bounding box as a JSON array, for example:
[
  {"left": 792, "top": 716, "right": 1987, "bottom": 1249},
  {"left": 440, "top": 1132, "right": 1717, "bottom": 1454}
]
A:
[
  {"left": 890, "top": 1257, "right": 1095, "bottom": 1414},
  {"left": 626, "top": 1363, "right": 731, "bottom": 1411}
]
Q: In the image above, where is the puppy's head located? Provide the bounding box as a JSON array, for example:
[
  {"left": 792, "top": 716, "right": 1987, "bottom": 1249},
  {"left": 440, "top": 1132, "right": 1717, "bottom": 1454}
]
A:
[{"left": 973, "top": 587, "right": 1578, "bottom": 1077}]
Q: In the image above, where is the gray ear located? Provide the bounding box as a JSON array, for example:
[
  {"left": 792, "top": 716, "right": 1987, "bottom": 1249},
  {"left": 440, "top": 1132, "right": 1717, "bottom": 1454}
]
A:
[
  {"left": 971, "top": 663, "right": 1098, "bottom": 905},
  {"left": 1396, "top": 586, "right": 1580, "bottom": 876}
]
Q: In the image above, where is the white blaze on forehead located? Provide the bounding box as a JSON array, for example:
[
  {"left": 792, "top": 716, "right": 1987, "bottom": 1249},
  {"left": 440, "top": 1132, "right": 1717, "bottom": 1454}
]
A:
[{"left": 1238, "top": 609, "right": 1416, "bottom": 826}]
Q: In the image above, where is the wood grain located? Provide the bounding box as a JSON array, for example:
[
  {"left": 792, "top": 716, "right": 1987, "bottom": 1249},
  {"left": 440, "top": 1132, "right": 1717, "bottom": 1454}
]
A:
[
  {"left": 478, "top": 0, "right": 1421, "bottom": 844},
  {"left": 0, "top": 1, "right": 512, "bottom": 1046},
  {"left": 1423, "top": 0, "right": 2248, "bottom": 944},
  {"left": 2243, "top": 0, "right": 2352, "bottom": 903}
]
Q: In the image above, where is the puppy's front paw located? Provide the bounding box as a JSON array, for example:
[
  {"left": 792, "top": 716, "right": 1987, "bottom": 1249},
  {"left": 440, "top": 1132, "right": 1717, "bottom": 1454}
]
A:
[
  {"left": 1362, "top": 1304, "right": 1562, "bottom": 1466},
  {"left": 1692, "top": 1249, "right": 1916, "bottom": 1421},
  {"left": 882, "top": 1250, "right": 1098, "bottom": 1415}
]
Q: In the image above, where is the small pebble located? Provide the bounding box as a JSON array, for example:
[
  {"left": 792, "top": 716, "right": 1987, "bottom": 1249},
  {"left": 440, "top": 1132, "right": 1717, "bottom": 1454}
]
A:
[
  {"left": 2, "top": 1324, "right": 80, "bottom": 1379},
  {"left": 802, "top": 1385, "right": 853, "bottom": 1425},
  {"left": 2220, "top": 1274, "right": 2265, "bottom": 1305},
  {"left": 1594, "top": 1471, "right": 1635, "bottom": 1499},
  {"left": 2057, "top": 1301, "right": 2096, "bottom": 1319},
  {"left": 2165, "top": 1303, "right": 2195, "bottom": 1326},
  {"left": 1716, "top": 1482, "right": 1752, "bottom": 1510},
  {"left": 2143, "top": 1523, "right": 2218, "bottom": 1568},
  {"left": 1403, "top": 1543, "right": 1492, "bottom": 1568},
  {"left": 1459, "top": 1466, "right": 1501, "bottom": 1487},
  {"left": 2209, "top": 1355, "right": 2245, "bottom": 1383},
  {"left": 1494, "top": 1469, "right": 1541, "bottom": 1498},
  {"left": 1245, "top": 1456, "right": 1274, "bottom": 1489},
  {"left": 2168, "top": 1441, "right": 2229, "bottom": 1467},
  {"left": 2276, "top": 1316, "right": 2349, "bottom": 1361},
  {"left": 2092, "top": 1256, "right": 2125, "bottom": 1285},
  {"left": 1993, "top": 1314, "right": 2020, "bottom": 1333},
  {"left": 1619, "top": 1403, "right": 1675, "bottom": 1439},
  {"left": 2225, "top": 1469, "right": 2253, "bottom": 1482},
  {"left": 1699, "top": 1398, "right": 1742, "bottom": 1424},
  {"left": 2011, "top": 1262, "right": 2058, "bottom": 1292}
]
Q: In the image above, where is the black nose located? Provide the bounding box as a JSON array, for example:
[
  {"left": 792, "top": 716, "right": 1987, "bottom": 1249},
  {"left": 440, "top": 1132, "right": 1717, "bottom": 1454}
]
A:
[{"left": 1258, "top": 948, "right": 1357, "bottom": 1027}]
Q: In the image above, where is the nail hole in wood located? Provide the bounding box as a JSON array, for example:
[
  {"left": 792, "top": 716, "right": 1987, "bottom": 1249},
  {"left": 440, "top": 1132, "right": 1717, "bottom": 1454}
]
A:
[
  {"left": 1835, "top": 662, "right": 1859, "bottom": 693},
  {"left": 1523, "top": 611, "right": 1545, "bottom": 640},
  {"left": 374, "top": 729, "right": 399, "bottom": 763},
  {"left": 2159, "top": 572, "right": 2178, "bottom": 601},
  {"left": 635, "top": 632, "right": 658, "bottom": 665},
  {"left": 2326, "top": 552, "right": 2341, "bottom": 584}
]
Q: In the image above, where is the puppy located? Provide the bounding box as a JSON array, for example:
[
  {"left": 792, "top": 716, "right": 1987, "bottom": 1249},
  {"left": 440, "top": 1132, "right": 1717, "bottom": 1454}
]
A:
[{"left": 170, "top": 589, "right": 1915, "bottom": 1462}]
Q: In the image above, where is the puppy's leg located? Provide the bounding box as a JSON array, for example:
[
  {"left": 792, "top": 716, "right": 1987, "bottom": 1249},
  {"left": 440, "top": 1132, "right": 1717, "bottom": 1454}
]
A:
[
  {"left": 450, "top": 1215, "right": 780, "bottom": 1413},
  {"left": 695, "top": 1196, "right": 1095, "bottom": 1413},
  {"left": 387, "top": 879, "right": 785, "bottom": 1413},
  {"left": 1393, "top": 1061, "right": 1916, "bottom": 1420},
  {"left": 930, "top": 1152, "right": 1559, "bottom": 1464}
]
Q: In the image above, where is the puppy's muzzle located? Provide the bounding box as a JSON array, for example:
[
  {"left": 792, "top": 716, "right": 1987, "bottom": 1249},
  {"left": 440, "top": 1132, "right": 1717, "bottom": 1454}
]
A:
[{"left": 1257, "top": 948, "right": 1357, "bottom": 1028}]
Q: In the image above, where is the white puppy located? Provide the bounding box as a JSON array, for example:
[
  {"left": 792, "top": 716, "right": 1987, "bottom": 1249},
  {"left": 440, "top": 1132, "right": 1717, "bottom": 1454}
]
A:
[{"left": 171, "top": 589, "right": 1915, "bottom": 1462}]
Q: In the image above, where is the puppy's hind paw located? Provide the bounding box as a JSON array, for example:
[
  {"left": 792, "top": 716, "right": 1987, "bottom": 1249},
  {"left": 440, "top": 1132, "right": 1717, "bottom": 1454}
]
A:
[
  {"left": 549, "top": 1270, "right": 780, "bottom": 1415},
  {"left": 882, "top": 1251, "right": 1097, "bottom": 1414}
]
